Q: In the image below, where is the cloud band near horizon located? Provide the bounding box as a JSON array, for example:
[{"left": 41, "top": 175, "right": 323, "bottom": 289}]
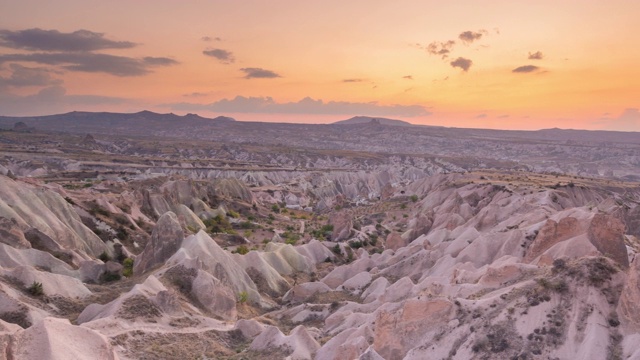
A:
[{"left": 168, "top": 96, "right": 431, "bottom": 117}]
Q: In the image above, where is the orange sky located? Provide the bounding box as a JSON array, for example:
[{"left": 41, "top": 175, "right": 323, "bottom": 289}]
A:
[{"left": 0, "top": 0, "right": 639, "bottom": 130}]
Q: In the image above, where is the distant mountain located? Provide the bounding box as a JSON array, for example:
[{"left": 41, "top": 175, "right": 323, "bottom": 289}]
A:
[
  {"left": 0, "top": 111, "right": 236, "bottom": 134},
  {"left": 332, "top": 116, "right": 414, "bottom": 127}
]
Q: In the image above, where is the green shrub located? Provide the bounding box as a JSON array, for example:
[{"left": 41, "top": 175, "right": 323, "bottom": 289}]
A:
[
  {"left": 410, "top": 195, "right": 419, "bottom": 202},
  {"left": 235, "top": 245, "right": 249, "bottom": 255},
  {"left": 271, "top": 204, "right": 280, "bottom": 213},
  {"left": 238, "top": 291, "right": 248, "bottom": 303},
  {"left": 122, "top": 258, "right": 134, "bottom": 277},
  {"left": 27, "top": 281, "right": 44, "bottom": 296}
]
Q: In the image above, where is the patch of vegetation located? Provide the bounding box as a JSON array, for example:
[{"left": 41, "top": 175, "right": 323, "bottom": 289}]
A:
[
  {"left": 122, "top": 258, "right": 134, "bottom": 277},
  {"left": 101, "top": 271, "right": 121, "bottom": 283},
  {"left": 234, "top": 245, "right": 249, "bottom": 255},
  {"left": 238, "top": 291, "right": 248, "bottom": 303},
  {"left": 27, "top": 281, "right": 44, "bottom": 296},
  {"left": 332, "top": 244, "right": 342, "bottom": 255},
  {"left": 282, "top": 231, "right": 300, "bottom": 245},
  {"left": 410, "top": 195, "right": 419, "bottom": 202},
  {"left": 98, "top": 251, "right": 111, "bottom": 262},
  {"left": 311, "top": 224, "right": 334, "bottom": 240},
  {"left": 203, "top": 215, "right": 234, "bottom": 234},
  {"left": 271, "top": 204, "right": 280, "bottom": 213},
  {"left": 64, "top": 196, "right": 76, "bottom": 205}
]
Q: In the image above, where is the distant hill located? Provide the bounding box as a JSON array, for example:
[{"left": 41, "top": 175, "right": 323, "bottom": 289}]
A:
[
  {"left": 0, "top": 111, "right": 236, "bottom": 134},
  {"left": 332, "top": 116, "right": 414, "bottom": 127}
]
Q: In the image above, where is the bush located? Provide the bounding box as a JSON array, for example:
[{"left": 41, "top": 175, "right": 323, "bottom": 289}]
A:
[
  {"left": 238, "top": 291, "right": 248, "bottom": 303},
  {"left": 271, "top": 204, "right": 280, "bottom": 213},
  {"left": 27, "top": 281, "right": 44, "bottom": 296},
  {"left": 410, "top": 195, "right": 419, "bottom": 202},
  {"left": 332, "top": 244, "right": 342, "bottom": 255},
  {"left": 98, "top": 251, "right": 111, "bottom": 262},
  {"left": 101, "top": 272, "right": 121, "bottom": 282},
  {"left": 122, "top": 258, "right": 134, "bottom": 277},
  {"left": 235, "top": 245, "right": 250, "bottom": 255}
]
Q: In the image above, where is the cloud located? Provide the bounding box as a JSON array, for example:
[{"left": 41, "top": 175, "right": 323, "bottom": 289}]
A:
[
  {"left": 201, "top": 36, "right": 222, "bottom": 42},
  {"left": 0, "top": 85, "right": 127, "bottom": 116},
  {"left": 169, "top": 95, "right": 431, "bottom": 117},
  {"left": 0, "top": 63, "right": 62, "bottom": 88},
  {"left": 203, "top": 48, "right": 235, "bottom": 64},
  {"left": 183, "top": 92, "right": 209, "bottom": 98},
  {"left": 342, "top": 78, "right": 365, "bottom": 83},
  {"left": 599, "top": 108, "right": 640, "bottom": 131},
  {"left": 475, "top": 113, "right": 487, "bottom": 118},
  {"left": 239, "top": 67, "right": 281, "bottom": 79},
  {"left": 426, "top": 40, "right": 456, "bottom": 59},
  {"left": 0, "top": 28, "right": 135, "bottom": 52},
  {"left": 528, "top": 51, "right": 544, "bottom": 60},
  {"left": 403, "top": 75, "right": 413, "bottom": 80},
  {"left": 512, "top": 65, "right": 540, "bottom": 73},
  {"left": 143, "top": 57, "right": 178, "bottom": 66},
  {"left": 458, "top": 30, "right": 487, "bottom": 44},
  {"left": 0, "top": 52, "right": 178, "bottom": 76},
  {"left": 450, "top": 57, "right": 473, "bottom": 72}
]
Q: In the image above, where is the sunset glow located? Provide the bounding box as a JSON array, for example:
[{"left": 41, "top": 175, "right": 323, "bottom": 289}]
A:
[{"left": 1, "top": 0, "right": 639, "bottom": 130}]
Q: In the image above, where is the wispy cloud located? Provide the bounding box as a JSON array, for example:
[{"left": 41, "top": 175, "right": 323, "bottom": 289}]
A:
[
  {"left": 528, "top": 51, "right": 544, "bottom": 60},
  {"left": 512, "top": 65, "right": 540, "bottom": 73},
  {"left": 240, "top": 67, "right": 281, "bottom": 79},
  {"left": 458, "top": 30, "right": 488, "bottom": 44},
  {"left": 426, "top": 40, "right": 456, "bottom": 59},
  {"left": 597, "top": 108, "right": 640, "bottom": 131},
  {"left": 183, "top": 92, "right": 209, "bottom": 98},
  {"left": 0, "top": 85, "right": 127, "bottom": 116},
  {"left": 0, "top": 63, "right": 62, "bottom": 88},
  {"left": 0, "top": 28, "right": 136, "bottom": 52},
  {"left": 342, "top": 78, "right": 365, "bottom": 83},
  {"left": 450, "top": 57, "right": 473, "bottom": 72},
  {"left": 203, "top": 48, "right": 235, "bottom": 64},
  {"left": 169, "top": 96, "right": 431, "bottom": 117},
  {"left": 0, "top": 52, "right": 178, "bottom": 76},
  {"left": 201, "top": 36, "right": 222, "bottom": 42},
  {"left": 403, "top": 75, "right": 413, "bottom": 80}
]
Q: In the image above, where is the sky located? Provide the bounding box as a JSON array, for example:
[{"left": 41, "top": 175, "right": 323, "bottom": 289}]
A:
[{"left": 0, "top": 0, "right": 639, "bottom": 131}]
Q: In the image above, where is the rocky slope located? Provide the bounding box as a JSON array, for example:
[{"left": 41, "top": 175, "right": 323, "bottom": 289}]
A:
[{"left": 0, "top": 168, "right": 639, "bottom": 359}]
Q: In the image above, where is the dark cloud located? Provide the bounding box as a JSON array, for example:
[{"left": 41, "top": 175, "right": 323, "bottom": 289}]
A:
[
  {"left": 0, "top": 63, "right": 62, "bottom": 88},
  {"left": 0, "top": 28, "right": 135, "bottom": 52},
  {"left": 169, "top": 96, "right": 431, "bottom": 117},
  {"left": 403, "top": 75, "right": 413, "bottom": 80},
  {"left": 0, "top": 85, "right": 127, "bottom": 116},
  {"left": 143, "top": 57, "right": 178, "bottom": 66},
  {"left": 426, "top": 40, "right": 456, "bottom": 59},
  {"left": 342, "top": 78, "right": 365, "bottom": 83},
  {"left": 183, "top": 92, "right": 209, "bottom": 98},
  {"left": 458, "top": 30, "right": 488, "bottom": 44},
  {"left": 498, "top": 114, "right": 510, "bottom": 118},
  {"left": 450, "top": 57, "right": 473, "bottom": 72},
  {"left": 239, "top": 67, "right": 281, "bottom": 79},
  {"left": 201, "top": 36, "right": 222, "bottom": 42},
  {"left": 512, "top": 65, "right": 540, "bottom": 73},
  {"left": 203, "top": 49, "right": 235, "bottom": 64},
  {"left": 528, "top": 51, "right": 544, "bottom": 60},
  {"left": 0, "top": 52, "right": 178, "bottom": 76},
  {"left": 475, "top": 113, "right": 487, "bottom": 119}
]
